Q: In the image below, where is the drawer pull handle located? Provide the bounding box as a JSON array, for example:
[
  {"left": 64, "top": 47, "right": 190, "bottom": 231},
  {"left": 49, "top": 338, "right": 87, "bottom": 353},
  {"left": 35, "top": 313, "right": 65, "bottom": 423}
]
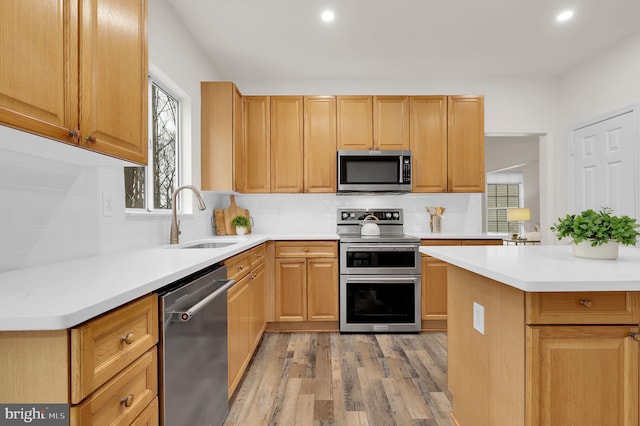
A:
[
  {"left": 304, "top": 248, "right": 309, "bottom": 252},
  {"left": 237, "top": 265, "right": 244, "bottom": 271},
  {"left": 120, "top": 332, "right": 135, "bottom": 344},
  {"left": 120, "top": 393, "right": 134, "bottom": 407},
  {"left": 580, "top": 299, "right": 593, "bottom": 308}
]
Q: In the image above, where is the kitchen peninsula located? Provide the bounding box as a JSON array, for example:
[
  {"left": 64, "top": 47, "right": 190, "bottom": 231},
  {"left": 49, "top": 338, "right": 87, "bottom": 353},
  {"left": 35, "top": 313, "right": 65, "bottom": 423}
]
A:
[{"left": 420, "top": 244, "right": 640, "bottom": 426}]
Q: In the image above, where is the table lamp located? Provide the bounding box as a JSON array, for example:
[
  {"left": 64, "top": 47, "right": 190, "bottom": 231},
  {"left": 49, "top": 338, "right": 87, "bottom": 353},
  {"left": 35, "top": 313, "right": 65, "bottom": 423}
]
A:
[{"left": 507, "top": 207, "right": 530, "bottom": 240}]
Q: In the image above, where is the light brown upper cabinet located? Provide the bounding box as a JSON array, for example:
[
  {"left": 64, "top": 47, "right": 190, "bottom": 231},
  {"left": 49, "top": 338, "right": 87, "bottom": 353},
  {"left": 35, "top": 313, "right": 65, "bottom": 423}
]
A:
[
  {"left": 0, "top": 0, "right": 148, "bottom": 164},
  {"left": 337, "top": 96, "right": 373, "bottom": 150},
  {"left": 270, "top": 96, "right": 304, "bottom": 193},
  {"left": 410, "top": 96, "right": 448, "bottom": 192},
  {"left": 0, "top": 1, "right": 78, "bottom": 146},
  {"left": 447, "top": 95, "right": 485, "bottom": 192},
  {"left": 243, "top": 96, "right": 271, "bottom": 193},
  {"left": 373, "top": 96, "right": 410, "bottom": 150},
  {"left": 337, "top": 96, "right": 409, "bottom": 151},
  {"left": 201, "top": 82, "right": 243, "bottom": 191},
  {"left": 304, "top": 96, "right": 337, "bottom": 192}
]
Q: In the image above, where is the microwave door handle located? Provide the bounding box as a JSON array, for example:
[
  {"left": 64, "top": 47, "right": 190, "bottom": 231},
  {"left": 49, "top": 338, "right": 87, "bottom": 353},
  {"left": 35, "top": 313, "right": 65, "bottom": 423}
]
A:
[{"left": 399, "top": 155, "right": 403, "bottom": 183}]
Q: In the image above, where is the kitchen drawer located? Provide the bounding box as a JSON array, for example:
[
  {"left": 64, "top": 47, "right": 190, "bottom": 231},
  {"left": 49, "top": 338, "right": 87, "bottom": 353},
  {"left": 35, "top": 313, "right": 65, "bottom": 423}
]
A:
[
  {"left": 461, "top": 239, "right": 503, "bottom": 246},
  {"left": 249, "top": 244, "right": 266, "bottom": 267},
  {"left": 71, "top": 348, "right": 157, "bottom": 426},
  {"left": 421, "top": 240, "right": 461, "bottom": 246},
  {"left": 70, "top": 294, "right": 158, "bottom": 404},
  {"left": 420, "top": 240, "right": 461, "bottom": 257},
  {"left": 225, "top": 251, "right": 252, "bottom": 282},
  {"left": 526, "top": 292, "right": 640, "bottom": 325},
  {"left": 131, "top": 397, "right": 158, "bottom": 426},
  {"left": 275, "top": 241, "right": 338, "bottom": 258}
]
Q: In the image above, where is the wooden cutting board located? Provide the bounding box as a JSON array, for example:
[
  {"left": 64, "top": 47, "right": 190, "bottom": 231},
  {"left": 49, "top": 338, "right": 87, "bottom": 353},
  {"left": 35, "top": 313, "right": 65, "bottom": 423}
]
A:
[
  {"left": 213, "top": 209, "right": 227, "bottom": 235},
  {"left": 222, "top": 194, "right": 251, "bottom": 235}
]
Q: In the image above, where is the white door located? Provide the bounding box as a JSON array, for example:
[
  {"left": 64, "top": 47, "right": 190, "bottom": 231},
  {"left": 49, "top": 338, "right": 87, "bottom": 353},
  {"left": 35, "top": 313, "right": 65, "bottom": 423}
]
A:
[{"left": 571, "top": 110, "right": 637, "bottom": 217}]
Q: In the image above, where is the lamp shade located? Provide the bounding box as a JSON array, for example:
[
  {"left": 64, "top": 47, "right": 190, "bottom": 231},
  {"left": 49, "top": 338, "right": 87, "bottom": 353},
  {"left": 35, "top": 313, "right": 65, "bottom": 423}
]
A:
[{"left": 507, "top": 208, "right": 531, "bottom": 222}]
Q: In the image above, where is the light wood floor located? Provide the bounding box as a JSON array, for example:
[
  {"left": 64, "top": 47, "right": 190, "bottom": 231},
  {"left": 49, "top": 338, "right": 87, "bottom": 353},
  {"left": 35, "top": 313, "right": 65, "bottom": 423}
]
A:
[{"left": 225, "top": 332, "right": 453, "bottom": 426}]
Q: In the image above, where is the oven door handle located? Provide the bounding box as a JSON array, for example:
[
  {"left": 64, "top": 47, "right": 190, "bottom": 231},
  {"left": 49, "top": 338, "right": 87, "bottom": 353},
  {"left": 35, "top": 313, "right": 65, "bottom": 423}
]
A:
[
  {"left": 344, "top": 245, "right": 418, "bottom": 251},
  {"left": 345, "top": 276, "right": 419, "bottom": 283}
]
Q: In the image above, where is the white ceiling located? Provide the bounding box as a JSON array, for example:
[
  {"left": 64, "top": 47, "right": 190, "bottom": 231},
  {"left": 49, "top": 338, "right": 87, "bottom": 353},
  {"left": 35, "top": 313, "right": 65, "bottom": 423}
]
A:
[{"left": 166, "top": 0, "right": 640, "bottom": 82}]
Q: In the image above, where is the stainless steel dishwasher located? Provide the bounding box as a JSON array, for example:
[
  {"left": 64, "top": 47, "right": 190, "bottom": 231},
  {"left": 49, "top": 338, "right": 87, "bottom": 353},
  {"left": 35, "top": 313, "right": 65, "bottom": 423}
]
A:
[{"left": 158, "top": 263, "right": 234, "bottom": 426}]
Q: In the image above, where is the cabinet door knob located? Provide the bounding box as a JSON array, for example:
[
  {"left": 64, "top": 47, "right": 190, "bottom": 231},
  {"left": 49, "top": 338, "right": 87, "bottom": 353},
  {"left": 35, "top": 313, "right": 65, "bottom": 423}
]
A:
[
  {"left": 237, "top": 265, "right": 244, "bottom": 271},
  {"left": 84, "top": 135, "right": 96, "bottom": 143},
  {"left": 68, "top": 129, "right": 80, "bottom": 140},
  {"left": 580, "top": 299, "right": 593, "bottom": 308},
  {"left": 120, "top": 393, "right": 134, "bottom": 407},
  {"left": 304, "top": 248, "right": 309, "bottom": 252},
  {"left": 120, "top": 332, "right": 135, "bottom": 344}
]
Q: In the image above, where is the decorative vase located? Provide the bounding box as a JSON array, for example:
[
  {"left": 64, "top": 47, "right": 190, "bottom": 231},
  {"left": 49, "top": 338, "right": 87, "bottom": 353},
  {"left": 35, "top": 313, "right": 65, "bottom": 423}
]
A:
[
  {"left": 572, "top": 240, "right": 619, "bottom": 260},
  {"left": 235, "top": 226, "right": 247, "bottom": 235}
]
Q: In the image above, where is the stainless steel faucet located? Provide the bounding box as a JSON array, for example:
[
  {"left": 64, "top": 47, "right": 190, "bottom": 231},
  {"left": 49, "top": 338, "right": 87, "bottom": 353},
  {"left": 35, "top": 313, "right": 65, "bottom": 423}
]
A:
[{"left": 170, "top": 185, "right": 207, "bottom": 244}]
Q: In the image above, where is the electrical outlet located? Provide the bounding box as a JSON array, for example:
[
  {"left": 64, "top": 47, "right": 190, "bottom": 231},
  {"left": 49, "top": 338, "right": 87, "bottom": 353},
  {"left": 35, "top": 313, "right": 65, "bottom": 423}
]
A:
[
  {"left": 102, "top": 192, "right": 115, "bottom": 217},
  {"left": 473, "top": 302, "right": 485, "bottom": 335}
]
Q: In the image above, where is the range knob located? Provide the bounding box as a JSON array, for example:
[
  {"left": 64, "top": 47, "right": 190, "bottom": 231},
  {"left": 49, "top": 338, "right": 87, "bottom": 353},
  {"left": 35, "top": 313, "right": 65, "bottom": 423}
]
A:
[
  {"left": 342, "top": 212, "right": 349, "bottom": 219},
  {"left": 350, "top": 212, "right": 356, "bottom": 218},
  {"left": 393, "top": 212, "right": 400, "bottom": 219}
]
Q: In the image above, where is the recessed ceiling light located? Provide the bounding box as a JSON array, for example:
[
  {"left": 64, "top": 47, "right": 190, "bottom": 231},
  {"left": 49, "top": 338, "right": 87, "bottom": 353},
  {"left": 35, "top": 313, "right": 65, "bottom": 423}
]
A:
[
  {"left": 557, "top": 10, "right": 574, "bottom": 22},
  {"left": 321, "top": 10, "right": 335, "bottom": 22}
]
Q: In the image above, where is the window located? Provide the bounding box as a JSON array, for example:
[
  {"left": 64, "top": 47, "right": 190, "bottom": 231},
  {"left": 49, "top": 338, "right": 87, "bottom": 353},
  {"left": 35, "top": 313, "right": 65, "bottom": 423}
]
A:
[
  {"left": 125, "top": 78, "right": 180, "bottom": 211},
  {"left": 487, "top": 183, "right": 521, "bottom": 233}
]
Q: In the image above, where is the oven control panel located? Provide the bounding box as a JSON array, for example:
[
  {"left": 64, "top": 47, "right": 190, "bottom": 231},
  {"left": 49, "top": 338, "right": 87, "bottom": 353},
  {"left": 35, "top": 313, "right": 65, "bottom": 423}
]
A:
[{"left": 337, "top": 208, "right": 403, "bottom": 224}]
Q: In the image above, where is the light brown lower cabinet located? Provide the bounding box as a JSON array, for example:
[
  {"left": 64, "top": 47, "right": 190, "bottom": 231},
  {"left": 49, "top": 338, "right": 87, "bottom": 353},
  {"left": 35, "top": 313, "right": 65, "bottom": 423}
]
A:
[
  {"left": 0, "top": 294, "right": 159, "bottom": 425},
  {"left": 227, "top": 276, "right": 251, "bottom": 396},
  {"left": 447, "top": 265, "right": 640, "bottom": 426},
  {"left": 420, "top": 239, "right": 502, "bottom": 330},
  {"left": 225, "top": 244, "right": 267, "bottom": 398},
  {"left": 274, "top": 241, "right": 338, "bottom": 323}
]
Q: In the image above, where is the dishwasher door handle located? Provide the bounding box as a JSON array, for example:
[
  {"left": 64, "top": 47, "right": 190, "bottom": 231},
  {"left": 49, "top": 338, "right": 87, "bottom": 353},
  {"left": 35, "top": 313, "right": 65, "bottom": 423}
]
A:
[{"left": 170, "top": 279, "right": 235, "bottom": 322}]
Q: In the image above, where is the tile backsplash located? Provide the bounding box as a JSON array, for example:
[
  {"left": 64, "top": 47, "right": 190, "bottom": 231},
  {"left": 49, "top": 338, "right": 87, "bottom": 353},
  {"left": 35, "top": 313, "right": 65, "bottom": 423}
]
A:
[
  {"left": 219, "top": 193, "right": 483, "bottom": 235},
  {"left": 0, "top": 147, "right": 482, "bottom": 273}
]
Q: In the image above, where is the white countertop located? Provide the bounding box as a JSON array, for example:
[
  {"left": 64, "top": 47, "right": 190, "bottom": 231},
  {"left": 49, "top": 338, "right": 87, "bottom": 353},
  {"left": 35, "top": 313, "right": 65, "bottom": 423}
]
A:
[
  {"left": 0, "top": 233, "right": 344, "bottom": 331},
  {"left": 420, "top": 245, "right": 640, "bottom": 292}
]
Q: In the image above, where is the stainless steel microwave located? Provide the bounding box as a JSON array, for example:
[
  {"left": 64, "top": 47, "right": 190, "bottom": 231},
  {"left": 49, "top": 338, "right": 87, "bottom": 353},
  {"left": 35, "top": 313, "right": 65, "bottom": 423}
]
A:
[{"left": 337, "top": 150, "right": 412, "bottom": 193}]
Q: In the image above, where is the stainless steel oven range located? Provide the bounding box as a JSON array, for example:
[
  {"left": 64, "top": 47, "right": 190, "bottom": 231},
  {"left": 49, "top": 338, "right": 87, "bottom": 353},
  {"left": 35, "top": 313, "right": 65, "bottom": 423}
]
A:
[{"left": 337, "top": 208, "right": 421, "bottom": 333}]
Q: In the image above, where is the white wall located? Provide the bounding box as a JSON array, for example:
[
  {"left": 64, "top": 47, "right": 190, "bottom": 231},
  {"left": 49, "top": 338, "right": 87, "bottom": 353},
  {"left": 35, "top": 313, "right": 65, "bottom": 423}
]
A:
[
  {"left": 0, "top": 0, "right": 220, "bottom": 272},
  {"left": 485, "top": 135, "right": 541, "bottom": 230},
  {"left": 235, "top": 76, "right": 559, "bottom": 135},
  {"left": 541, "top": 31, "right": 640, "bottom": 242},
  {"left": 1, "top": 2, "right": 639, "bottom": 272}
]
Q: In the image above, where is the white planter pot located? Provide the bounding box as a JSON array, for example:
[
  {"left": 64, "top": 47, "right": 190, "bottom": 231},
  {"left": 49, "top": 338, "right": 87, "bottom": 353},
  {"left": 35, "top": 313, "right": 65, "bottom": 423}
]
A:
[
  {"left": 572, "top": 240, "right": 619, "bottom": 260},
  {"left": 235, "top": 226, "right": 247, "bottom": 235}
]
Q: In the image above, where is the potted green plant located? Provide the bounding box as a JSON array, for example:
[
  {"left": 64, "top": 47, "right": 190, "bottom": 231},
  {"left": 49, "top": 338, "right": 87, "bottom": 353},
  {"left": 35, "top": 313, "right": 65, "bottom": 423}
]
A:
[
  {"left": 231, "top": 215, "right": 250, "bottom": 235},
  {"left": 550, "top": 208, "right": 639, "bottom": 259}
]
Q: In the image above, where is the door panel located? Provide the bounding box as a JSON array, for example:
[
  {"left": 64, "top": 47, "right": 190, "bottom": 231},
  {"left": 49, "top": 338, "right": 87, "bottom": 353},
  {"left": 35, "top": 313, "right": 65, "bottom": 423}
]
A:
[{"left": 571, "top": 110, "right": 636, "bottom": 216}]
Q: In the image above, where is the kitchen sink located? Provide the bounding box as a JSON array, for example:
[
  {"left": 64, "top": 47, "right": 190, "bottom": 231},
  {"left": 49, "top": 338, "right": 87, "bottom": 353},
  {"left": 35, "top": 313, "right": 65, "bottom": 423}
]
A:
[{"left": 179, "top": 242, "right": 237, "bottom": 249}]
